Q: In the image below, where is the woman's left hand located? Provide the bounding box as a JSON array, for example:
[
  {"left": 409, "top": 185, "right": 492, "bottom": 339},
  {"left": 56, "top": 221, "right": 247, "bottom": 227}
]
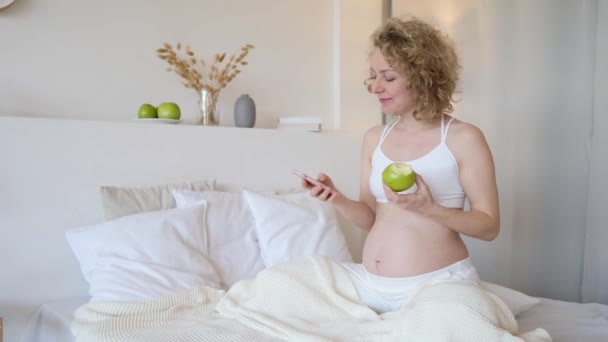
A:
[{"left": 383, "top": 173, "right": 436, "bottom": 214}]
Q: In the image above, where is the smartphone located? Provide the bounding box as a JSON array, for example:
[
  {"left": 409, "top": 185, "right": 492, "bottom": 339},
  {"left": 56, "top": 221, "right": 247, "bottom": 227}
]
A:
[{"left": 291, "top": 169, "right": 324, "bottom": 187}]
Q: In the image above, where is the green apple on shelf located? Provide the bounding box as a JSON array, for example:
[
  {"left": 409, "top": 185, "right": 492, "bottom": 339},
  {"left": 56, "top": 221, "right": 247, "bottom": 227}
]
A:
[
  {"left": 157, "top": 102, "right": 181, "bottom": 120},
  {"left": 138, "top": 103, "right": 157, "bottom": 119}
]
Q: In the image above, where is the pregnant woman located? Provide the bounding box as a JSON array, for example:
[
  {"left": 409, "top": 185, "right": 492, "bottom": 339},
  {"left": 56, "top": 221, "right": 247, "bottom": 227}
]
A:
[{"left": 301, "top": 17, "right": 499, "bottom": 314}]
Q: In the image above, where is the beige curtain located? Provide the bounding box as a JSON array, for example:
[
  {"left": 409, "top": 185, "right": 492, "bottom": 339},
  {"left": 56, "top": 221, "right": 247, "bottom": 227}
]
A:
[{"left": 392, "top": 0, "right": 604, "bottom": 304}]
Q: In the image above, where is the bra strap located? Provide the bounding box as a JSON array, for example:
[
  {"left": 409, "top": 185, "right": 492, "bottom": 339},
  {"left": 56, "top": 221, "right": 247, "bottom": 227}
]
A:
[
  {"left": 441, "top": 114, "right": 455, "bottom": 143},
  {"left": 378, "top": 116, "right": 401, "bottom": 146}
]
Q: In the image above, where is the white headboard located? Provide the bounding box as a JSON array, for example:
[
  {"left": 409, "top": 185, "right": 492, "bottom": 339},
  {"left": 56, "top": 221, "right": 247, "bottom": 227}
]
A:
[{"left": 0, "top": 116, "right": 365, "bottom": 340}]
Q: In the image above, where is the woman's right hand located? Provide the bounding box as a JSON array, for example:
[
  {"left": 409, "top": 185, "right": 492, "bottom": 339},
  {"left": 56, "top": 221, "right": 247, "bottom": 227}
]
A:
[{"left": 302, "top": 173, "right": 340, "bottom": 202}]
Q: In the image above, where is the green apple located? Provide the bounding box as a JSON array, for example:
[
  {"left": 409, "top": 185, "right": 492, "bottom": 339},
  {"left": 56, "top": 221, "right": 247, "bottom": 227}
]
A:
[
  {"left": 138, "top": 103, "right": 157, "bottom": 119},
  {"left": 157, "top": 102, "right": 181, "bottom": 120},
  {"left": 382, "top": 162, "right": 416, "bottom": 192}
]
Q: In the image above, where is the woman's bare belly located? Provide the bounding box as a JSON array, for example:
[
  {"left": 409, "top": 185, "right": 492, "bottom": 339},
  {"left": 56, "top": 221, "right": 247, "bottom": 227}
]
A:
[{"left": 362, "top": 204, "right": 469, "bottom": 277}]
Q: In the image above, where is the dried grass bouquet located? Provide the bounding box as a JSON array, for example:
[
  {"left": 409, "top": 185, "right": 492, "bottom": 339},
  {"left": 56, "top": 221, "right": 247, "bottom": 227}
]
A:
[{"left": 156, "top": 42, "right": 255, "bottom": 94}]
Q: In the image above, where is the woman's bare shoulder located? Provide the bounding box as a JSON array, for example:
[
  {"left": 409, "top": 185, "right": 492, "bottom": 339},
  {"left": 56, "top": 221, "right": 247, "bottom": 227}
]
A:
[
  {"left": 446, "top": 117, "right": 487, "bottom": 145},
  {"left": 360, "top": 125, "right": 385, "bottom": 155},
  {"left": 363, "top": 124, "right": 386, "bottom": 144},
  {"left": 445, "top": 117, "right": 493, "bottom": 164}
]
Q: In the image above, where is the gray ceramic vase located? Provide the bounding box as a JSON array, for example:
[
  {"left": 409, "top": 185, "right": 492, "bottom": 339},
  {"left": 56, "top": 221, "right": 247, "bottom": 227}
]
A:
[{"left": 234, "top": 94, "right": 256, "bottom": 128}]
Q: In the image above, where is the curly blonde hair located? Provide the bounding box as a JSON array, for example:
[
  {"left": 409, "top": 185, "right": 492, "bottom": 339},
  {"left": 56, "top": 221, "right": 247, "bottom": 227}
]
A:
[{"left": 370, "top": 17, "right": 461, "bottom": 120}]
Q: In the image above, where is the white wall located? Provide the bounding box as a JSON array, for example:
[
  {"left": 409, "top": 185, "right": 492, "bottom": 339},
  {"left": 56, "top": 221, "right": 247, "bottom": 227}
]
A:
[
  {"left": 0, "top": 0, "right": 381, "bottom": 133},
  {"left": 337, "top": 1, "right": 386, "bottom": 132}
]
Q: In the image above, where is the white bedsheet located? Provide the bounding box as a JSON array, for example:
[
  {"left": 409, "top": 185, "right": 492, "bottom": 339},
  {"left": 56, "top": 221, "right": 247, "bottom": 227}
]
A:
[
  {"left": 23, "top": 291, "right": 608, "bottom": 341},
  {"left": 22, "top": 297, "right": 88, "bottom": 342},
  {"left": 517, "top": 297, "right": 608, "bottom": 342}
]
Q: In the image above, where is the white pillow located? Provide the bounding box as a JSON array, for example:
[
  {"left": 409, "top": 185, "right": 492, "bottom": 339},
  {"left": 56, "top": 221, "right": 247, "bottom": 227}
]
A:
[
  {"left": 480, "top": 281, "right": 541, "bottom": 316},
  {"left": 243, "top": 190, "right": 353, "bottom": 268},
  {"left": 172, "top": 190, "right": 265, "bottom": 289},
  {"left": 65, "top": 203, "right": 220, "bottom": 302}
]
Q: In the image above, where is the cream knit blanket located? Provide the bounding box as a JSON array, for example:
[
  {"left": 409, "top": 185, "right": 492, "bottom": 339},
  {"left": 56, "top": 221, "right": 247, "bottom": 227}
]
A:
[{"left": 72, "top": 256, "right": 551, "bottom": 341}]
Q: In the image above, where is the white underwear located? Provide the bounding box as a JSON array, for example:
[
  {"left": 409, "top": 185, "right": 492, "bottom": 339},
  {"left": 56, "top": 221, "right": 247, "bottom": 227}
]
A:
[{"left": 342, "top": 258, "right": 479, "bottom": 314}]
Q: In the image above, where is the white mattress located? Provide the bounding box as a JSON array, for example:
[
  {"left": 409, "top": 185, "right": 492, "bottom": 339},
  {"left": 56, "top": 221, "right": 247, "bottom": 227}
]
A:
[{"left": 22, "top": 297, "right": 608, "bottom": 342}]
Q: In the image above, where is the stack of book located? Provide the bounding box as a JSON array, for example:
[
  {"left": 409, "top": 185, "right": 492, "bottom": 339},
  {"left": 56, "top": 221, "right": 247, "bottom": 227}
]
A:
[{"left": 277, "top": 116, "right": 322, "bottom": 132}]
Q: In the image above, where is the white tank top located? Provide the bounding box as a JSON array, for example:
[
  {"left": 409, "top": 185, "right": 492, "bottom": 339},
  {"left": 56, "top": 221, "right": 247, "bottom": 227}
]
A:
[{"left": 369, "top": 115, "right": 466, "bottom": 208}]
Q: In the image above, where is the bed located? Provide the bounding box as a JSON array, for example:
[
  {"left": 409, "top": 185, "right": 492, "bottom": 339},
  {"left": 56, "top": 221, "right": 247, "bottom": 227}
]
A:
[
  {"left": 1, "top": 116, "right": 607, "bottom": 341},
  {"left": 22, "top": 295, "right": 608, "bottom": 342}
]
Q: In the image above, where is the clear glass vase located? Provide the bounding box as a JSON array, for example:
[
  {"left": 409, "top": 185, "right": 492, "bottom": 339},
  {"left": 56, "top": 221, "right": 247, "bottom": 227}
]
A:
[{"left": 196, "top": 89, "right": 220, "bottom": 125}]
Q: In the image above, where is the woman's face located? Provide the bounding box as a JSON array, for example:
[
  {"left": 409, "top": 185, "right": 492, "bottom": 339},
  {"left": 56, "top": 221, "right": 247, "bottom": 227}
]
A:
[{"left": 368, "top": 48, "right": 414, "bottom": 116}]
